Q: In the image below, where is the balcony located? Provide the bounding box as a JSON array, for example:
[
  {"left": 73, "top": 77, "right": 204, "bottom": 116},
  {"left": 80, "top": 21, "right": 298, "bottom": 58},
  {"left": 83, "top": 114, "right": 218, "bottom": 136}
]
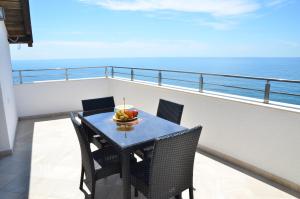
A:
[
  {"left": 1, "top": 66, "right": 300, "bottom": 198},
  {"left": 0, "top": 114, "right": 298, "bottom": 198}
]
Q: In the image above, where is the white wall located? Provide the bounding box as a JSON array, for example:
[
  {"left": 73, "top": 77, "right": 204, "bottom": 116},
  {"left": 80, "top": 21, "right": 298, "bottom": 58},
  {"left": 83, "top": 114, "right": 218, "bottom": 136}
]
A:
[
  {"left": 0, "top": 84, "right": 10, "bottom": 151},
  {"left": 13, "top": 77, "right": 300, "bottom": 187},
  {"left": 0, "top": 21, "right": 18, "bottom": 152},
  {"left": 107, "top": 78, "right": 300, "bottom": 186},
  {"left": 14, "top": 78, "right": 109, "bottom": 117}
]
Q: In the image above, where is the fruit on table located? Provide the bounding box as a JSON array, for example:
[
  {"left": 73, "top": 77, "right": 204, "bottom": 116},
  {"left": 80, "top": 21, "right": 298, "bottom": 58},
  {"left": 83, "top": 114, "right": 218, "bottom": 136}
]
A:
[
  {"left": 124, "top": 110, "right": 133, "bottom": 118},
  {"left": 115, "top": 109, "right": 138, "bottom": 121},
  {"left": 132, "top": 110, "right": 138, "bottom": 117}
]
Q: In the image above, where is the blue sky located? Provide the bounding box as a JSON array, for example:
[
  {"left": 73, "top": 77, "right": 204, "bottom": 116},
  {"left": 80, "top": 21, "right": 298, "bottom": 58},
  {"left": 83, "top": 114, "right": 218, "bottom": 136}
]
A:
[{"left": 10, "top": 0, "right": 300, "bottom": 60}]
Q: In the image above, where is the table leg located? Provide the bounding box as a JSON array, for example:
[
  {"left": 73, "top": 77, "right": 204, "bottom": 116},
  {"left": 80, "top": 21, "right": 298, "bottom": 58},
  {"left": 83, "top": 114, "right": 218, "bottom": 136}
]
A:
[{"left": 121, "top": 150, "right": 131, "bottom": 199}]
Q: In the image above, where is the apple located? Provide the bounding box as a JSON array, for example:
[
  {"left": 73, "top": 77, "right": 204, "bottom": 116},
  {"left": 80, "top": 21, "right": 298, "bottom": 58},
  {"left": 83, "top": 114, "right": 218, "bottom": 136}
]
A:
[
  {"left": 132, "top": 110, "right": 138, "bottom": 117},
  {"left": 124, "top": 110, "right": 134, "bottom": 119}
]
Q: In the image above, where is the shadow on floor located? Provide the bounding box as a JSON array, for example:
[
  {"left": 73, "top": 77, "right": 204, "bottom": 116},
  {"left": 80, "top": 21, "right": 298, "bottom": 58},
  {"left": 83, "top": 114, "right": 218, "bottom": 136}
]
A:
[
  {"left": 0, "top": 117, "right": 35, "bottom": 199},
  {"left": 0, "top": 115, "right": 71, "bottom": 199}
]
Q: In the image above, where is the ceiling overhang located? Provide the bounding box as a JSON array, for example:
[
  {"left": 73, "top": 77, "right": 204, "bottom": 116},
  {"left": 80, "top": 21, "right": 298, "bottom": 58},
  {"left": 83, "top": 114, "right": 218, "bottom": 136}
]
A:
[{"left": 0, "top": 0, "right": 33, "bottom": 47}]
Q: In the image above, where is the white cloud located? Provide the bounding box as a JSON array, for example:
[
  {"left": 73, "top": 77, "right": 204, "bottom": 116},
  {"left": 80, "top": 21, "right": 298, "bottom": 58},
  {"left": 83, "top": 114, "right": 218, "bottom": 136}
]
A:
[
  {"left": 79, "top": 0, "right": 261, "bottom": 16},
  {"left": 79, "top": 0, "right": 293, "bottom": 31},
  {"left": 10, "top": 40, "right": 208, "bottom": 60},
  {"left": 280, "top": 40, "right": 299, "bottom": 48},
  {"left": 266, "top": 0, "right": 288, "bottom": 7},
  {"left": 197, "top": 20, "right": 238, "bottom": 30},
  {"left": 11, "top": 38, "right": 300, "bottom": 60}
]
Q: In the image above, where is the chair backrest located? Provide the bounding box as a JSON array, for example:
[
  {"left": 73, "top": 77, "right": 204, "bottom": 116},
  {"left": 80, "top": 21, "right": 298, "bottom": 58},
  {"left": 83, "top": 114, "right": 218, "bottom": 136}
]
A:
[
  {"left": 70, "top": 112, "right": 95, "bottom": 183},
  {"left": 148, "top": 126, "right": 202, "bottom": 199},
  {"left": 82, "top": 96, "right": 115, "bottom": 113},
  {"left": 156, "top": 99, "right": 184, "bottom": 125}
]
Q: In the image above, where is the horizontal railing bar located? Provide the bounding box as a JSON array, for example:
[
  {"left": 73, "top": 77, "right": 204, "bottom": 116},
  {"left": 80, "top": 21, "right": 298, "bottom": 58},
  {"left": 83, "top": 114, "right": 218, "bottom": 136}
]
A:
[
  {"left": 115, "top": 72, "right": 162, "bottom": 80},
  {"left": 20, "top": 74, "right": 105, "bottom": 79},
  {"left": 67, "top": 67, "right": 106, "bottom": 70},
  {"left": 114, "top": 72, "right": 131, "bottom": 76},
  {"left": 69, "top": 76, "right": 103, "bottom": 78},
  {"left": 12, "top": 66, "right": 107, "bottom": 72},
  {"left": 113, "top": 73, "right": 158, "bottom": 81},
  {"left": 12, "top": 66, "right": 300, "bottom": 83},
  {"left": 68, "top": 72, "right": 105, "bottom": 76},
  {"left": 114, "top": 73, "right": 158, "bottom": 81},
  {"left": 270, "top": 91, "right": 300, "bottom": 97},
  {"left": 17, "top": 73, "right": 105, "bottom": 78},
  {"left": 206, "top": 82, "right": 300, "bottom": 97},
  {"left": 20, "top": 74, "right": 67, "bottom": 78},
  {"left": 161, "top": 77, "right": 199, "bottom": 84},
  {"left": 110, "top": 66, "right": 300, "bottom": 83},
  {"left": 205, "top": 82, "right": 265, "bottom": 93},
  {"left": 134, "top": 74, "right": 158, "bottom": 79}
]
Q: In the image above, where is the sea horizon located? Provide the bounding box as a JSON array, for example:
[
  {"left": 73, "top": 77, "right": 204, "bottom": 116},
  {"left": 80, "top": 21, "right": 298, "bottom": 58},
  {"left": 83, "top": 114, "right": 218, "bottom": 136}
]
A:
[{"left": 12, "top": 57, "right": 300, "bottom": 78}]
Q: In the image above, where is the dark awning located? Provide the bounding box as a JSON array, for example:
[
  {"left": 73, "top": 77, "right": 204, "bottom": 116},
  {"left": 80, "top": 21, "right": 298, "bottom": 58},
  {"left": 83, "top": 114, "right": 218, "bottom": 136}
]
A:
[{"left": 0, "top": 0, "right": 33, "bottom": 47}]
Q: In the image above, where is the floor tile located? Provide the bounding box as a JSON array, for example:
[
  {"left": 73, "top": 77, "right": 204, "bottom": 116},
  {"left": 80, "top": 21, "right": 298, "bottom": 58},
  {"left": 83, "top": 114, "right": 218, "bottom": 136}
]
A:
[{"left": 0, "top": 116, "right": 298, "bottom": 199}]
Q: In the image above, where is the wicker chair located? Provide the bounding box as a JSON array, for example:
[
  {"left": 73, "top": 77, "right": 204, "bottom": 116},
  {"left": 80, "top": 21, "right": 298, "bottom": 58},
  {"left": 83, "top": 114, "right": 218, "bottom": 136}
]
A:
[
  {"left": 136, "top": 99, "right": 184, "bottom": 159},
  {"left": 131, "top": 126, "right": 202, "bottom": 199},
  {"left": 81, "top": 96, "right": 115, "bottom": 148},
  {"left": 82, "top": 96, "right": 115, "bottom": 114},
  {"left": 70, "top": 112, "right": 121, "bottom": 199},
  {"left": 157, "top": 99, "right": 184, "bottom": 124}
]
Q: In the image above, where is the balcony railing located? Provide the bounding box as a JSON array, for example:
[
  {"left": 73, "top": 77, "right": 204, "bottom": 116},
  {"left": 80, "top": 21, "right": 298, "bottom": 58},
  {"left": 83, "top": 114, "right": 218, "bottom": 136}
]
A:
[{"left": 12, "top": 66, "right": 300, "bottom": 106}]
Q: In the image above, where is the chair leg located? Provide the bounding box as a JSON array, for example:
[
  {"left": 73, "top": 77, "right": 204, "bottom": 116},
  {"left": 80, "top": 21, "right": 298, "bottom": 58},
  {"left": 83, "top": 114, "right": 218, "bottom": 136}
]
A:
[
  {"left": 189, "top": 187, "right": 194, "bottom": 199},
  {"left": 175, "top": 193, "right": 182, "bottom": 199},
  {"left": 90, "top": 180, "right": 96, "bottom": 199},
  {"left": 119, "top": 154, "right": 122, "bottom": 178},
  {"left": 134, "top": 188, "right": 139, "bottom": 197},
  {"left": 79, "top": 166, "right": 84, "bottom": 191}
]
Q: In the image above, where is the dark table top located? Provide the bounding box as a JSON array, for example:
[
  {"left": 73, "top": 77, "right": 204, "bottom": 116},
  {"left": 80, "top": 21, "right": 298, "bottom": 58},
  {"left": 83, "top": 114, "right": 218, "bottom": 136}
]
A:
[{"left": 78, "top": 110, "right": 187, "bottom": 150}]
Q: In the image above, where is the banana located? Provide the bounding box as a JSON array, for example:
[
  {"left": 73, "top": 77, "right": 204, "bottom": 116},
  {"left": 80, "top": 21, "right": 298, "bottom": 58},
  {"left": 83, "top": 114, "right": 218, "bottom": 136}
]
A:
[{"left": 115, "top": 110, "right": 130, "bottom": 121}]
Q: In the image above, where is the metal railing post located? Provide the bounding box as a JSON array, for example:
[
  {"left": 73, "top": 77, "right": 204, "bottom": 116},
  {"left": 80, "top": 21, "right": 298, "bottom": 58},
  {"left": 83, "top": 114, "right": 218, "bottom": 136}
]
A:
[
  {"left": 264, "top": 80, "right": 271, "bottom": 103},
  {"left": 65, "top": 68, "right": 69, "bottom": 80},
  {"left": 131, "top": 68, "right": 134, "bottom": 81},
  {"left": 158, "top": 70, "right": 162, "bottom": 86},
  {"left": 18, "top": 70, "right": 23, "bottom": 84},
  {"left": 199, "top": 74, "right": 204, "bottom": 92},
  {"left": 105, "top": 66, "right": 108, "bottom": 78},
  {"left": 111, "top": 67, "right": 114, "bottom": 78}
]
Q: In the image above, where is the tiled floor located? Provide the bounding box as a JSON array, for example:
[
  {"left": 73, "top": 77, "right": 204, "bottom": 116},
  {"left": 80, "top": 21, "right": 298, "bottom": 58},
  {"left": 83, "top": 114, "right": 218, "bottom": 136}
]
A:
[{"left": 0, "top": 115, "right": 298, "bottom": 199}]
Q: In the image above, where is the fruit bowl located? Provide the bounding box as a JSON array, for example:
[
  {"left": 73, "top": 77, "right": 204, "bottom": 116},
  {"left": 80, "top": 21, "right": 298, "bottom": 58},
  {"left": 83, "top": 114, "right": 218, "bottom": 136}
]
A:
[
  {"left": 113, "top": 106, "right": 139, "bottom": 123},
  {"left": 115, "top": 104, "right": 134, "bottom": 112},
  {"left": 113, "top": 115, "right": 137, "bottom": 122}
]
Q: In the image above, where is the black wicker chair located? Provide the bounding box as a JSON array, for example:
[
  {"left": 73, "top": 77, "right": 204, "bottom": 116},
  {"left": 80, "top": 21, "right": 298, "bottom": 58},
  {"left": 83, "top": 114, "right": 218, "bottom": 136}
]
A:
[
  {"left": 70, "top": 112, "right": 121, "bottom": 199},
  {"left": 136, "top": 99, "right": 184, "bottom": 159},
  {"left": 157, "top": 99, "right": 184, "bottom": 124},
  {"left": 132, "top": 126, "right": 202, "bottom": 199},
  {"left": 82, "top": 96, "right": 115, "bottom": 114},
  {"left": 81, "top": 96, "right": 115, "bottom": 148}
]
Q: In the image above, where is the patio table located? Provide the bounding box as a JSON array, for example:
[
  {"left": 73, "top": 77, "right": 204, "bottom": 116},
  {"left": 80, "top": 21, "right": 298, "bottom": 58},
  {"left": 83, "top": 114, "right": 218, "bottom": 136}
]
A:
[{"left": 78, "top": 110, "right": 186, "bottom": 199}]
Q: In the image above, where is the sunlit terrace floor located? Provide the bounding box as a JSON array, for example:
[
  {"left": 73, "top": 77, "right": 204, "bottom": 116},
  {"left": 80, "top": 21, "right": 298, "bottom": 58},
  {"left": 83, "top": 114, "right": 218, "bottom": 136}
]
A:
[{"left": 0, "top": 115, "right": 298, "bottom": 199}]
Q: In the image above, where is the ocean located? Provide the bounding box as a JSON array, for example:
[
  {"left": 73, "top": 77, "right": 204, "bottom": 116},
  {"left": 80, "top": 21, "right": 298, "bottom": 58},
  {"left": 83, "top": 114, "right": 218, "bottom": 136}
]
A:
[{"left": 12, "top": 57, "right": 300, "bottom": 106}]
